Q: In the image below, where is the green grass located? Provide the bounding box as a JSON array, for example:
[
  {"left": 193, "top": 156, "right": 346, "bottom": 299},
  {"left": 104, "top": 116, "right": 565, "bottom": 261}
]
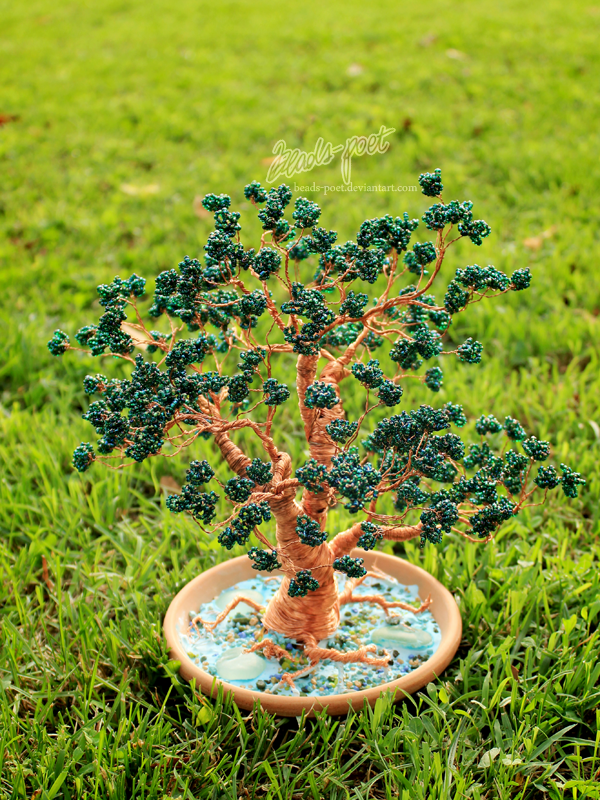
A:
[{"left": 2, "top": 0, "right": 600, "bottom": 796}]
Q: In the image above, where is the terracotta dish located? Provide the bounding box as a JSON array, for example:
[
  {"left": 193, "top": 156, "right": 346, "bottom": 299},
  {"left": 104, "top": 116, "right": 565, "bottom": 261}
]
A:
[{"left": 164, "top": 549, "right": 462, "bottom": 717}]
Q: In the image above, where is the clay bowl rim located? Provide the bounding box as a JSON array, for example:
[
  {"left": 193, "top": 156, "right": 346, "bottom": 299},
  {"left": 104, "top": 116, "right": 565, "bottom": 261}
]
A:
[{"left": 163, "top": 549, "right": 462, "bottom": 717}]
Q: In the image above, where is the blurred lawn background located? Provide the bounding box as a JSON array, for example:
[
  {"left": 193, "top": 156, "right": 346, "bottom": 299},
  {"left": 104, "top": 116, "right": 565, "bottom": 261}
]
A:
[{"left": 2, "top": 0, "right": 600, "bottom": 797}]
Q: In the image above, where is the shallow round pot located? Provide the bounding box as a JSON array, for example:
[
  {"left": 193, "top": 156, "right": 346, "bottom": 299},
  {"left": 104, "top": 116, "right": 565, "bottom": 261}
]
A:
[{"left": 164, "top": 549, "right": 462, "bottom": 717}]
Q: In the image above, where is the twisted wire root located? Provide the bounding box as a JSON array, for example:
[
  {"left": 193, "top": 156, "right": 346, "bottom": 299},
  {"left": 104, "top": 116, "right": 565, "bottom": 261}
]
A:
[
  {"left": 338, "top": 572, "right": 433, "bottom": 618},
  {"left": 191, "top": 595, "right": 265, "bottom": 634},
  {"left": 244, "top": 633, "right": 393, "bottom": 693},
  {"left": 244, "top": 638, "right": 290, "bottom": 661}
]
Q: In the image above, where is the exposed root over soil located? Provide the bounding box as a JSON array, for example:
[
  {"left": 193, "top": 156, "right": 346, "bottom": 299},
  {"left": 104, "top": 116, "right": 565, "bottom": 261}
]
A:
[
  {"left": 338, "top": 572, "right": 432, "bottom": 618},
  {"left": 244, "top": 633, "right": 392, "bottom": 692},
  {"left": 191, "top": 595, "right": 265, "bottom": 633}
]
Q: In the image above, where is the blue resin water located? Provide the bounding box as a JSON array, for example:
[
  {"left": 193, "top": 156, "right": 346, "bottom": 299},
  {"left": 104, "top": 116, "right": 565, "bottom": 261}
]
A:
[{"left": 178, "top": 574, "right": 442, "bottom": 696}]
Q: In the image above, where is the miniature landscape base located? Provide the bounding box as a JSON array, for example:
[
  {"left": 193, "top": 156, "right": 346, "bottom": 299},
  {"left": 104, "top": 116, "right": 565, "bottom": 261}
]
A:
[{"left": 179, "top": 574, "right": 442, "bottom": 697}]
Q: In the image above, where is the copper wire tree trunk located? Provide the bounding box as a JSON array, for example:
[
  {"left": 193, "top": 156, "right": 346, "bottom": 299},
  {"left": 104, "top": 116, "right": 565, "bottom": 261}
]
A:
[{"left": 216, "top": 350, "right": 422, "bottom": 645}]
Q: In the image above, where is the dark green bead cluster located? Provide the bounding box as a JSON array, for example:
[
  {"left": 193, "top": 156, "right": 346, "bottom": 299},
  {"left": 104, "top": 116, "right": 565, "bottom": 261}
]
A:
[
  {"left": 420, "top": 497, "right": 459, "bottom": 546},
  {"left": 201, "top": 193, "right": 231, "bottom": 213},
  {"left": 352, "top": 359, "right": 384, "bottom": 388},
  {"left": 511, "top": 268, "right": 532, "bottom": 291},
  {"left": 339, "top": 290, "right": 369, "bottom": 318},
  {"left": 502, "top": 449, "right": 529, "bottom": 494},
  {"left": 238, "top": 348, "right": 266, "bottom": 377},
  {"left": 72, "top": 442, "right": 95, "bottom": 472},
  {"left": 326, "top": 419, "right": 358, "bottom": 444},
  {"left": 425, "top": 366, "right": 443, "bottom": 392},
  {"left": 377, "top": 380, "right": 403, "bottom": 407},
  {"left": 82, "top": 374, "right": 105, "bottom": 394},
  {"left": 434, "top": 432, "right": 465, "bottom": 461},
  {"left": 560, "top": 464, "right": 586, "bottom": 498},
  {"left": 296, "top": 459, "right": 328, "bottom": 493},
  {"left": 475, "top": 415, "right": 503, "bottom": 436},
  {"left": 356, "top": 521, "right": 383, "bottom": 551},
  {"left": 288, "top": 569, "right": 320, "bottom": 597},
  {"left": 457, "top": 337, "right": 483, "bottom": 364},
  {"left": 227, "top": 374, "right": 250, "bottom": 403},
  {"left": 218, "top": 501, "right": 272, "bottom": 549},
  {"left": 332, "top": 555, "right": 367, "bottom": 579},
  {"left": 534, "top": 464, "right": 560, "bottom": 490},
  {"left": 307, "top": 227, "right": 338, "bottom": 254},
  {"left": 389, "top": 323, "right": 443, "bottom": 372},
  {"left": 504, "top": 416, "right": 526, "bottom": 441},
  {"left": 356, "top": 213, "right": 419, "bottom": 252},
  {"left": 522, "top": 436, "right": 551, "bottom": 461},
  {"left": 304, "top": 381, "right": 339, "bottom": 410},
  {"left": 403, "top": 241, "right": 437, "bottom": 276},
  {"left": 224, "top": 477, "right": 255, "bottom": 503},
  {"left": 244, "top": 181, "right": 268, "bottom": 203},
  {"left": 444, "top": 281, "right": 470, "bottom": 314},
  {"left": 470, "top": 497, "right": 516, "bottom": 538},
  {"left": 167, "top": 486, "right": 219, "bottom": 524},
  {"left": 420, "top": 193, "right": 491, "bottom": 247},
  {"left": 164, "top": 334, "right": 215, "bottom": 368},
  {"left": 296, "top": 514, "right": 327, "bottom": 547},
  {"left": 248, "top": 546, "right": 281, "bottom": 572},
  {"left": 328, "top": 448, "right": 381, "bottom": 513},
  {"left": 70, "top": 275, "right": 146, "bottom": 356},
  {"left": 418, "top": 168, "right": 443, "bottom": 197},
  {"left": 246, "top": 459, "right": 273, "bottom": 485},
  {"left": 254, "top": 248, "right": 282, "bottom": 281},
  {"left": 256, "top": 184, "right": 293, "bottom": 235},
  {"left": 186, "top": 459, "right": 214, "bottom": 485},
  {"left": 282, "top": 282, "right": 336, "bottom": 356},
  {"left": 48, "top": 329, "right": 70, "bottom": 356},
  {"left": 395, "top": 478, "right": 429, "bottom": 512},
  {"left": 459, "top": 219, "right": 492, "bottom": 247},
  {"left": 149, "top": 255, "right": 266, "bottom": 332},
  {"left": 455, "top": 264, "right": 510, "bottom": 292},
  {"left": 366, "top": 405, "right": 451, "bottom": 456},
  {"left": 293, "top": 197, "right": 322, "bottom": 229},
  {"left": 263, "top": 378, "right": 290, "bottom": 406}
]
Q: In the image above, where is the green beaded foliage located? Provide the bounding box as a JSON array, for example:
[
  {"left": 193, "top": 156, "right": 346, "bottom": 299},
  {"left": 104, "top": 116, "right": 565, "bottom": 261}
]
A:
[
  {"left": 248, "top": 546, "right": 281, "bottom": 572},
  {"left": 48, "top": 170, "right": 583, "bottom": 575},
  {"left": 288, "top": 569, "right": 320, "bottom": 597},
  {"left": 296, "top": 514, "right": 328, "bottom": 547},
  {"left": 332, "top": 555, "right": 367, "bottom": 578}
]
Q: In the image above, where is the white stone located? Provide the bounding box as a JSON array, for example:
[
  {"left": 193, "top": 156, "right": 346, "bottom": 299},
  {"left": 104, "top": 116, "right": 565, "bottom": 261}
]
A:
[
  {"left": 215, "top": 647, "right": 266, "bottom": 681},
  {"left": 370, "top": 625, "right": 433, "bottom": 648}
]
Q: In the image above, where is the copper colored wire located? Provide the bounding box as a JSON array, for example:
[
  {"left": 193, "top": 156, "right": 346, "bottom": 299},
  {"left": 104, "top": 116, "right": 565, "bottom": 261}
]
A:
[
  {"left": 194, "top": 343, "right": 429, "bottom": 649},
  {"left": 191, "top": 595, "right": 265, "bottom": 634}
]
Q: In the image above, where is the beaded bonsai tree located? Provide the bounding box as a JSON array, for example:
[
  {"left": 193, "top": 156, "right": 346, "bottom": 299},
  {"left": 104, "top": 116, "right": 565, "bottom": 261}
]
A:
[{"left": 49, "top": 169, "right": 584, "bottom": 690}]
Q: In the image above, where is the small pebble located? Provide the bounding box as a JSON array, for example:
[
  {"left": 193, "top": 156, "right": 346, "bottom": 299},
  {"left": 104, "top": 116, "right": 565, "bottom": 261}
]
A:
[
  {"left": 392, "top": 650, "right": 399, "bottom": 658},
  {"left": 256, "top": 680, "right": 266, "bottom": 691},
  {"left": 249, "top": 615, "right": 258, "bottom": 626}
]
